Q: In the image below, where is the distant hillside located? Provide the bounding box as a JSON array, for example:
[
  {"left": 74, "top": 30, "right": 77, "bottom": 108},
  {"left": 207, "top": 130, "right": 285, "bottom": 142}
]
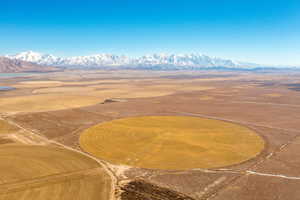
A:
[{"left": 0, "top": 57, "right": 58, "bottom": 73}]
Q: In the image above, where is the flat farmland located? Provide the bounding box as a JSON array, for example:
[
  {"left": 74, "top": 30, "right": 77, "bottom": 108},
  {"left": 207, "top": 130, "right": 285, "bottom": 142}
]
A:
[
  {"left": 0, "top": 73, "right": 217, "bottom": 113},
  {"left": 0, "top": 145, "right": 111, "bottom": 200},
  {"left": 80, "top": 116, "right": 264, "bottom": 170},
  {"left": 1, "top": 70, "right": 300, "bottom": 200}
]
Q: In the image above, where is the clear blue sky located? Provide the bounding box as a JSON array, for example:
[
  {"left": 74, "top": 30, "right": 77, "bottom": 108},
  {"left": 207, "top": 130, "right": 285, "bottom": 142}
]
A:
[{"left": 0, "top": 0, "right": 300, "bottom": 65}]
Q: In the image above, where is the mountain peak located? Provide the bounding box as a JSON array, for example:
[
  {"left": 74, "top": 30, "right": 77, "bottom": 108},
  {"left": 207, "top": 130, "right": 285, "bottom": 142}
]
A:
[
  {"left": 14, "top": 50, "right": 44, "bottom": 57},
  {"left": 0, "top": 56, "right": 58, "bottom": 73},
  {"left": 6, "top": 51, "right": 61, "bottom": 66}
]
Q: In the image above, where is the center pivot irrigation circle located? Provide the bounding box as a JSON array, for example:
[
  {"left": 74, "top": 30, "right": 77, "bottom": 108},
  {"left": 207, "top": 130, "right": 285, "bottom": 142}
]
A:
[{"left": 80, "top": 116, "right": 264, "bottom": 170}]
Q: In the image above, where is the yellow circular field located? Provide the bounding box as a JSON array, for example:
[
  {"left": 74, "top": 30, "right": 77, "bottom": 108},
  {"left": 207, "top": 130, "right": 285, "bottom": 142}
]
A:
[{"left": 80, "top": 116, "right": 265, "bottom": 170}]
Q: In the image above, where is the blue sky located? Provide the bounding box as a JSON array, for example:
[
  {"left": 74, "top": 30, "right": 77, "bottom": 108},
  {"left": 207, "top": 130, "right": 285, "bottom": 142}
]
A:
[{"left": 0, "top": 0, "right": 300, "bottom": 65}]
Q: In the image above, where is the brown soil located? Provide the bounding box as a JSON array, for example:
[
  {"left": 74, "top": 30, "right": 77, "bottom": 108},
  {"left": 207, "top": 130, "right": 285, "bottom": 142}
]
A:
[
  {"left": 1, "top": 70, "right": 300, "bottom": 200},
  {"left": 119, "top": 180, "right": 195, "bottom": 200},
  {"left": 0, "top": 138, "right": 14, "bottom": 144}
]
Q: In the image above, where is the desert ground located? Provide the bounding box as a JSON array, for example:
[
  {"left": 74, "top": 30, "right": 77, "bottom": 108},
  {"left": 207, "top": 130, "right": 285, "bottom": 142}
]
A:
[{"left": 1, "top": 69, "right": 300, "bottom": 200}]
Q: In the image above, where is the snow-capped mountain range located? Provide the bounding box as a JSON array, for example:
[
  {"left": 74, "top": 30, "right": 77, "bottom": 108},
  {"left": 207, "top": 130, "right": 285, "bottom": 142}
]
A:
[
  {"left": 0, "top": 57, "right": 58, "bottom": 73},
  {"left": 4, "top": 51, "right": 278, "bottom": 70}
]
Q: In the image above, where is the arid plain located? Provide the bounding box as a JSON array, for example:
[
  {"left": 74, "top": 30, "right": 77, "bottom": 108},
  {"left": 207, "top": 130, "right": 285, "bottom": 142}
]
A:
[{"left": 1, "top": 69, "right": 300, "bottom": 200}]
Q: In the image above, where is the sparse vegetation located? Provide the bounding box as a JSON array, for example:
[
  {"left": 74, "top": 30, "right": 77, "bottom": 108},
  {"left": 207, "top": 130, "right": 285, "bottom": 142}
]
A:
[{"left": 1, "top": 70, "right": 299, "bottom": 200}]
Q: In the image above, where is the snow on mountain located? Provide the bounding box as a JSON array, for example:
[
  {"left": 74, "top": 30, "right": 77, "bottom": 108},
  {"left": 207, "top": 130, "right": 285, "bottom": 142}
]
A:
[
  {"left": 6, "top": 51, "right": 62, "bottom": 66},
  {"left": 6, "top": 51, "right": 261, "bottom": 69},
  {"left": 0, "top": 56, "right": 58, "bottom": 73},
  {"left": 63, "top": 54, "right": 131, "bottom": 67},
  {"left": 134, "top": 53, "right": 239, "bottom": 68},
  {"left": 6, "top": 51, "right": 131, "bottom": 67}
]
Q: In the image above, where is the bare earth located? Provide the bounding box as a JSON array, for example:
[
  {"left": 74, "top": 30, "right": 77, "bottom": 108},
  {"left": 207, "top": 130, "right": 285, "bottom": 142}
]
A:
[{"left": 1, "top": 69, "right": 300, "bottom": 200}]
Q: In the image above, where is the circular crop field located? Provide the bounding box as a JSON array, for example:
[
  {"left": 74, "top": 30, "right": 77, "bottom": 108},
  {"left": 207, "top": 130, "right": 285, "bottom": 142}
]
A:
[
  {"left": 0, "top": 145, "right": 111, "bottom": 200},
  {"left": 80, "top": 116, "right": 265, "bottom": 170}
]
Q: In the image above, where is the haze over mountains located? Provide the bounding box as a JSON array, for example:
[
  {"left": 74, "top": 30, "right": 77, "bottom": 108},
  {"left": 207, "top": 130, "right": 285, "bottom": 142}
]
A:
[{"left": 4, "top": 51, "right": 296, "bottom": 70}]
